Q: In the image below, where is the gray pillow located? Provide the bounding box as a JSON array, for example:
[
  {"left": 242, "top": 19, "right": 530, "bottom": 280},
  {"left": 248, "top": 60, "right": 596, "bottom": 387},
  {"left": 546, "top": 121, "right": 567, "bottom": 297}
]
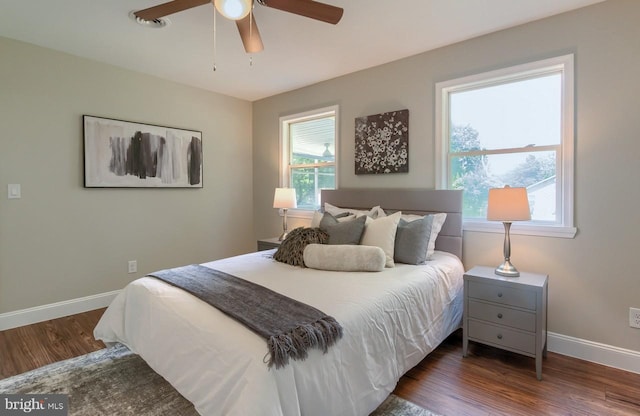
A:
[
  {"left": 319, "top": 213, "right": 366, "bottom": 245},
  {"left": 273, "top": 227, "right": 329, "bottom": 267},
  {"left": 394, "top": 216, "right": 434, "bottom": 265}
]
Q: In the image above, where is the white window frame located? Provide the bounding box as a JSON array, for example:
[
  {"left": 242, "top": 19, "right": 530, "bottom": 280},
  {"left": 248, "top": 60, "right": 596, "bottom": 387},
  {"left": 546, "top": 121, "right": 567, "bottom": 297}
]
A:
[
  {"left": 435, "top": 55, "right": 576, "bottom": 238},
  {"left": 279, "top": 105, "right": 339, "bottom": 218}
]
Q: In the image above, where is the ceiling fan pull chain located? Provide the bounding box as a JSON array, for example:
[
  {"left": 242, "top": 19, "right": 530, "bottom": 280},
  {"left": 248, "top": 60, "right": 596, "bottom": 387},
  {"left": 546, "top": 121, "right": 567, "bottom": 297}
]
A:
[
  {"left": 213, "top": 5, "right": 218, "bottom": 71},
  {"left": 249, "top": 9, "right": 253, "bottom": 68}
]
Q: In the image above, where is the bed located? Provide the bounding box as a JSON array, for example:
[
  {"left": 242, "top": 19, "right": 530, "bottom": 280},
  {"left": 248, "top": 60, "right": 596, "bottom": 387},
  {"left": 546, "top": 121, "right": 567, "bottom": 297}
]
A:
[{"left": 94, "top": 188, "right": 464, "bottom": 416}]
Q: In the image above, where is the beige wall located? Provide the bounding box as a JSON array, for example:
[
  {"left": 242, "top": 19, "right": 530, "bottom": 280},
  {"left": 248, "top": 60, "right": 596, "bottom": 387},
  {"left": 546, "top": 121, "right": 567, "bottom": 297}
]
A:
[
  {"left": 253, "top": 0, "right": 640, "bottom": 352},
  {"left": 0, "top": 37, "right": 254, "bottom": 313}
]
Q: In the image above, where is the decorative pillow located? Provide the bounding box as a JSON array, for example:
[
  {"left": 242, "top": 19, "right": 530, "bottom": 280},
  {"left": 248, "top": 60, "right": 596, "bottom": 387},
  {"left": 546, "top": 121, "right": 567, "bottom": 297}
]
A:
[
  {"left": 303, "top": 244, "right": 385, "bottom": 272},
  {"left": 311, "top": 210, "right": 353, "bottom": 227},
  {"left": 319, "top": 213, "right": 367, "bottom": 245},
  {"left": 394, "top": 216, "right": 434, "bottom": 265},
  {"left": 367, "top": 206, "right": 387, "bottom": 219},
  {"left": 310, "top": 210, "right": 323, "bottom": 228},
  {"left": 427, "top": 213, "right": 447, "bottom": 259},
  {"left": 273, "top": 227, "right": 329, "bottom": 267},
  {"left": 360, "top": 211, "right": 401, "bottom": 267},
  {"left": 324, "top": 203, "right": 386, "bottom": 219},
  {"left": 401, "top": 213, "right": 447, "bottom": 260}
]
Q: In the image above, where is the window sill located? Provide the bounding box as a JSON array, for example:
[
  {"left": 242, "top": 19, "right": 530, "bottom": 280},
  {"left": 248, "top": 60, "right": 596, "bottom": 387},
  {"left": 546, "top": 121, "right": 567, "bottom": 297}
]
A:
[
  {"left": 278, "top": 208, "right": 315, "bottom": 220},
  {"left": 464, "top": 221, "right": 577, "bottom": 239}
]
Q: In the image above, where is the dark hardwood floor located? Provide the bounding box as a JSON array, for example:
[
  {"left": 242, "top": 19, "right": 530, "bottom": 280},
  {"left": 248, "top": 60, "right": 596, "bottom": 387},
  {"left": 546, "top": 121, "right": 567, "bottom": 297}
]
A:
[
  {"left": 1, "top": 309, "right": 639, "bottom": 415},
  {"left": 395, "top": 331, "right": 640, "bottom": 416},
  {"left": 0, "top": 309, "right": 106, "bottom": 379}
]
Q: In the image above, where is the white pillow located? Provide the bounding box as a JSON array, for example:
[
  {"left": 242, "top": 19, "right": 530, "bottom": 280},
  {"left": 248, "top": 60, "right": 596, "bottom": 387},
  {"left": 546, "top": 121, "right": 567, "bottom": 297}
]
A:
[
  {"left": 427, "top": 213, "right": 447, "bottom": 259},
  {"left": 368, "top": 206, "right": 387, "bottom": 219},
  {"left": 311, "top": 210, "right": 323, "bottom": 228},
  {"left": 360, "top": 211, "right": 401, "bottom": 267},
  {"left": 401, "top": 212, "right": 447, "bottom": 260},
  {"left": 303, "top": 244, "right": 385, "bottom": 272},
  {"left": 324, "top": 203, "right": 386, "bottom": 219}
]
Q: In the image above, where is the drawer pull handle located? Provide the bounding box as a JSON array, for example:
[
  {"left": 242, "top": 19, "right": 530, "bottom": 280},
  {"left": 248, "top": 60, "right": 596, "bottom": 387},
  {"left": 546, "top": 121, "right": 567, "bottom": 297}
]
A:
[
  {"left": 497, "top": 334, "right": 503, "bottom": 340},
  {"left": 497, "top": 292, "right": 503, "bottom": 298},
  {"left": 497, "top": 313, "right": 503, "bottom": 319}
]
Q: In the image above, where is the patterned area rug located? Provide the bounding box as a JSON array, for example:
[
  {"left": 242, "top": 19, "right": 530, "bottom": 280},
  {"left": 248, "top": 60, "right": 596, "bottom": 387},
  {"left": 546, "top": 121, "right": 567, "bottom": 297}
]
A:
[{"left": 0, "top": 344, "right": 438, "bottom": 416}]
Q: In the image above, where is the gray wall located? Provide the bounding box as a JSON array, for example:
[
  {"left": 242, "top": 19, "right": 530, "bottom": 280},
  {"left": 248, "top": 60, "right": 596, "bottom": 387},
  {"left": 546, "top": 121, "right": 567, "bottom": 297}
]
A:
[
  {"left": 0, "top": 37, "right": 254, "bottom": 313},
  {"left": 253, "top": 0, "right": 640, "bottom": 352}
]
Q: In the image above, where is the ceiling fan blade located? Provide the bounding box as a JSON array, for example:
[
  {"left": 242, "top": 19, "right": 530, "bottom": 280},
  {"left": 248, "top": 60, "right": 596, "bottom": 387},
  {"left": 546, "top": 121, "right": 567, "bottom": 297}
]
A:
[
  {"left": 236, "top": 14, "right": 264, "bottom": 53},
  {"left": 135, "top": 0, "right": 210, "bottom": 20},
  {"left": 259, "top": 0, "right": 343, "bottom": 24}
]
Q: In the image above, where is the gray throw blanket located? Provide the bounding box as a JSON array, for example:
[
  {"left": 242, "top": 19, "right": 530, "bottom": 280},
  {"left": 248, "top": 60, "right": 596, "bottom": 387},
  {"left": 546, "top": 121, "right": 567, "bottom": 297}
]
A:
[{"left": 148, "top": 264, "right": 343, "bottom": 369}]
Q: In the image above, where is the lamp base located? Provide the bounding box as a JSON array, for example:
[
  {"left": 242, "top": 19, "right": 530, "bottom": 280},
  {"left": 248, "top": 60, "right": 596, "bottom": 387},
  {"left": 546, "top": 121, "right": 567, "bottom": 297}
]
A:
[
  {"left": 278, "top": 208, "right": 289, "bottom": 241},
  {"left": 495, "top": 259, "right": 520, "bottom": 277}
]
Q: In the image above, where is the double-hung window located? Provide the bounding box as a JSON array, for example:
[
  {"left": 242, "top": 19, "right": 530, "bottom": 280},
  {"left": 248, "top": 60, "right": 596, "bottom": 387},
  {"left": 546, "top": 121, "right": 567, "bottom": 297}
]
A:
[
  {"left": 280, "top": 105, "right": 338, "bottom": 211},
  {"left": 436, "top": 55, "right": 576, "bottom": 237}
]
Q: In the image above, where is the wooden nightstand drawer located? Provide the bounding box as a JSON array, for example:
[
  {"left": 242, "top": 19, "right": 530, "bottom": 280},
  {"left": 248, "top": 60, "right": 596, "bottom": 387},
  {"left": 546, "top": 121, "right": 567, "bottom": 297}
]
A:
[
  {"left": 468, "top": 280, "right": 536, "bottom": 310},
  {"left": 468, "top": 320, "right": 536, "bottom": 355},
  {"left": 468, "top": 299, "right": 536, "bottom": 332}
]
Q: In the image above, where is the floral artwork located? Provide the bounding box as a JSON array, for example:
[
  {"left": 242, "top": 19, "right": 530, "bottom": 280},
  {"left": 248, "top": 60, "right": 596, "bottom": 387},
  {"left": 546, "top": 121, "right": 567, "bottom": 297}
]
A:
[{"left": 354, "top": 109, "right": 409, "bottom": 174}]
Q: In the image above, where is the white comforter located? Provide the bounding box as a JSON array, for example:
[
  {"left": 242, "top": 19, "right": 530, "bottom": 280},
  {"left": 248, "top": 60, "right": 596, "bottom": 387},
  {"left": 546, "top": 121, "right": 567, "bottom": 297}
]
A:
[{"left": 94, "top": 250, "right": 464, "bottom": 416}]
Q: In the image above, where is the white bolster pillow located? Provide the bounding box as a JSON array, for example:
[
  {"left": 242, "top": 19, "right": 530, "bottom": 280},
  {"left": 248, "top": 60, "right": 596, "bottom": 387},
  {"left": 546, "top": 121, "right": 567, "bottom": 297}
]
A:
[{"left": 303, "top": 244, "right": 386, "bottom": 272}]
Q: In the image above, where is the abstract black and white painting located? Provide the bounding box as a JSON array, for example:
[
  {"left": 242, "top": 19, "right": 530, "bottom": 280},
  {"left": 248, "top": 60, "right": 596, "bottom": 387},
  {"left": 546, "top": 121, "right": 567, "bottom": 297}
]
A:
[
  {"left": 354, "top": 109, "right": 409, "bottom": 174},
  {"left": 83, "top": 115, "right": 203, "bottom": 188}
]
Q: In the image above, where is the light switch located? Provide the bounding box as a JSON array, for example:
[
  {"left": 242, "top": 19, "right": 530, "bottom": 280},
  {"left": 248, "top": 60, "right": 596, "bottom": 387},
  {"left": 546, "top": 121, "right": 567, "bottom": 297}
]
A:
[{"left": 8, "top": 184, "right": 21, "bottom": 199}]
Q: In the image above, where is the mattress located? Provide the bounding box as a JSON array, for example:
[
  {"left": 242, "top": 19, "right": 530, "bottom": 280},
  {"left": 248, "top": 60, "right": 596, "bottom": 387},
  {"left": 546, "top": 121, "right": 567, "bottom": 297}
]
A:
[{"left": 94, "top": 249, "right": 464, "bottom": 416}]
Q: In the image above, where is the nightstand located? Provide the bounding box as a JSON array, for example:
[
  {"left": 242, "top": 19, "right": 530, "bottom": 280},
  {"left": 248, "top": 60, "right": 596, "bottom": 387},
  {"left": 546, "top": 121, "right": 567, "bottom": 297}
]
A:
[
  {"left": 463, "top": 266, "right": 548, "bottom": 380},
  {"left": 257, "top": 237, "right": 282, "bottom": 251}
]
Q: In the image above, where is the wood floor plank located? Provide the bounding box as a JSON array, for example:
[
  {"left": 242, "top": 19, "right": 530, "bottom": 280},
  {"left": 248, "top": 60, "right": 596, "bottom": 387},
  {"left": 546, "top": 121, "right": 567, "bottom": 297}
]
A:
[
  {"left": 1, "top": 309, "right": 639, "bottom": 416},
  {"left": 0, "top": 309, "right": 106, "bottom": 379},
  {"left": 0, "top": 329, "right": 18, "bottom": 379},
  {"left": 394, "top": 330, "right": 640, "bottom": 416}
]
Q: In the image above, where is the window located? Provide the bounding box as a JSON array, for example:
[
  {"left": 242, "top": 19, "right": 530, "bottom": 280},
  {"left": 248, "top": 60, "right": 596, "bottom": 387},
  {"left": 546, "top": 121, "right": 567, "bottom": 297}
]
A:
[
  {"left": 280, "top": 105, "right": 338, "bottom": 211},
  {"left": 436, "top": 55, "right": 575, "bottom": 238}
]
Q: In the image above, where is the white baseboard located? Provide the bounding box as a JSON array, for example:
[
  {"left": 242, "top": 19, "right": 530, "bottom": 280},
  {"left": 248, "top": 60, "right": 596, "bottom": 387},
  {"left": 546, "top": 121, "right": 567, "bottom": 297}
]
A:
[
  {"left": 548, "top": 331, "right": 640, "bottom": 375},
  {"left": 0, "top": 290, "right": 120, "bottom": 331}
]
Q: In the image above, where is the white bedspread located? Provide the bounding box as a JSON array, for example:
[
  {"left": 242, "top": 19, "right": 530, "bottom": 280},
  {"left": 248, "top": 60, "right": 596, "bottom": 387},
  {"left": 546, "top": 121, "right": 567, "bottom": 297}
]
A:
[{"left": 94, "top": 250, "right": 464, "bottom": 416}]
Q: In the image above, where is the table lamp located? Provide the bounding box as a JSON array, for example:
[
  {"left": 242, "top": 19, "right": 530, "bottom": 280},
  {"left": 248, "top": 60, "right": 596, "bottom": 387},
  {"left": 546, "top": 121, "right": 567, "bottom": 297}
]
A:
[
  {"left": 487, "top": 185, "right": 531, "bottom": 277},
  {"left": 273, "top": 188, "right": 297, "bottom": 241}
]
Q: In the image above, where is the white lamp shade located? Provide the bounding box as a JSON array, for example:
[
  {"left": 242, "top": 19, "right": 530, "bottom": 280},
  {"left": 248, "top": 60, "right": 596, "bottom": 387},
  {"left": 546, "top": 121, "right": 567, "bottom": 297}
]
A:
[
  {"left": 214, "top": 0, "right": 252, "bottom": 20},
  {"left": 487, "top": 186, "right": 531, "bottom": 221},
  {"left": 273, "top": 188, "right": 297, "bottom": 209}
]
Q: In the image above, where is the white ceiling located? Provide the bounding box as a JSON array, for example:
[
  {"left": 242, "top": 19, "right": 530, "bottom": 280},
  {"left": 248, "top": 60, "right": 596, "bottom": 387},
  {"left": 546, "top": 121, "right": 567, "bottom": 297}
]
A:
[{"left": 0, "top": 0, "right": 604, "bottom": 101}]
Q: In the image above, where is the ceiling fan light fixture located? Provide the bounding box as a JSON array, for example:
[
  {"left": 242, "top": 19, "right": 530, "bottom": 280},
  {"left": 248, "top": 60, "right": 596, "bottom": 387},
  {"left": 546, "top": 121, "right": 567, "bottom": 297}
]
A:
[
  {"left": 129, "top": 11, "right": 170, "bottom": 28},
  {"left": 214, "top": 0, "right": 252, "bottom": 20}
]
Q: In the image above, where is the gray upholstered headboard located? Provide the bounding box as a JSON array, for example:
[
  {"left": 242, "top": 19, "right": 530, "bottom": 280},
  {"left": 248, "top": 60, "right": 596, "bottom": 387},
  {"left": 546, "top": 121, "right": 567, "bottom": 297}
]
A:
[{"left": 321, "top": 188, "right": 463, "bottom": 259}]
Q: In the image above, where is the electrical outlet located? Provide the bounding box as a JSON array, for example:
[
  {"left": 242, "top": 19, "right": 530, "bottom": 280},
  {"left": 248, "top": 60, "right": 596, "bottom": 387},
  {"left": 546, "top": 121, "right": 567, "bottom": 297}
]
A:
[
  {"left": 630, "top": 308, "right": 640, "bottom": 329},
  {"left": 128, "top": 260, "right": 137, "bottom": 274}
]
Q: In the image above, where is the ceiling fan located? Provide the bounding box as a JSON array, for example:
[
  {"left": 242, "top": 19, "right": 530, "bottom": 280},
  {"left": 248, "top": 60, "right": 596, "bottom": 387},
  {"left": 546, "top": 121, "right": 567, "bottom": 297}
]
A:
[{"left": 134, "top": 0, "right": 344, "bottom": 54}]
